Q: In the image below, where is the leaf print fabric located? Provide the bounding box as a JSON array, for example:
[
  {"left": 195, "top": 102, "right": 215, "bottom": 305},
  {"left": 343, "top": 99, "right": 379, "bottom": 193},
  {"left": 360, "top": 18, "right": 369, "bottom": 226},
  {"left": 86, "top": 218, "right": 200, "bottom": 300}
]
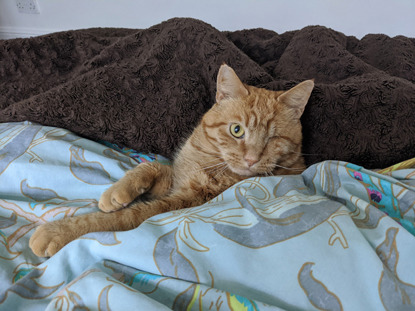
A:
[{"left": 1, "top": 122, "right": 415, "bottom": 310}]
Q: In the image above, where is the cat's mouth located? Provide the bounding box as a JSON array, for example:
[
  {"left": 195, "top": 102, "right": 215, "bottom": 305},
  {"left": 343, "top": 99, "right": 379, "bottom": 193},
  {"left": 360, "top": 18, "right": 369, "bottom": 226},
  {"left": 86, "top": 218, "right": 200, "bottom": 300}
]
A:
[
  {"left": 229, "top": 166, "right": 260, "bottom": 177},
  {"left": 225, "top": 158, "right": 268, "bottom": 177}
]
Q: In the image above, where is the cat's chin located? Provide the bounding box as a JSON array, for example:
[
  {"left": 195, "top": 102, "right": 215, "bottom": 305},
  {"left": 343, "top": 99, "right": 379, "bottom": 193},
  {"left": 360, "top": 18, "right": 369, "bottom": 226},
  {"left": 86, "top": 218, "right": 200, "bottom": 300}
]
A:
[{"left": 230, "top": 167, "right": 259, "bottom": 177}]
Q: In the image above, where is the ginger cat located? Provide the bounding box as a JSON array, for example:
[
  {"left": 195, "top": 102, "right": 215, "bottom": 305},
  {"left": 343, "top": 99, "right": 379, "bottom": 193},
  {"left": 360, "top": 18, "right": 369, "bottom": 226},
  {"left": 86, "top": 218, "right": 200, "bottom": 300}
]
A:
[{"left": 29, "top": 64, "right": 314, "bottom": 257}]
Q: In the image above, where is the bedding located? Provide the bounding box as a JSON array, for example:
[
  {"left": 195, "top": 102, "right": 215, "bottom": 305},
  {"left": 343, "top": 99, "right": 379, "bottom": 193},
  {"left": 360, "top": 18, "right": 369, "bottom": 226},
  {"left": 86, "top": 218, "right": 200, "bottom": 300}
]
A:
[
  {"left": 1, "top": 18, "right": 415, "bottom": 311},
  {"left": 1, "top": 122, "right": 415, "bottom": 310},
  {"left": 0, "top": 18, "right": 414, "bottom": 168}
]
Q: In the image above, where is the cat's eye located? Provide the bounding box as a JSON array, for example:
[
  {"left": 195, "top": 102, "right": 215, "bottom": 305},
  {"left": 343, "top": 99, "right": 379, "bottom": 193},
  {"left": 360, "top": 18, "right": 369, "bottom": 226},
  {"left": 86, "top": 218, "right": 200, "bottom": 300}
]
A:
[{"left": 230, "top": 123, "right": 245, "bottom": 138}]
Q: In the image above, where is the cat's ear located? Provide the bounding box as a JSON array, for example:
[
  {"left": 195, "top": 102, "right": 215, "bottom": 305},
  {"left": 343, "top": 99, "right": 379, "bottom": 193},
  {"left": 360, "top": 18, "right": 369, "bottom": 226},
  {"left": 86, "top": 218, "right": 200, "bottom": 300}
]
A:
[
  {"left": 278, "top": 80, "right": 314, "bottom": 118},
  {"left": 216, "top": 64, "right": 249, "bottom": 102}
]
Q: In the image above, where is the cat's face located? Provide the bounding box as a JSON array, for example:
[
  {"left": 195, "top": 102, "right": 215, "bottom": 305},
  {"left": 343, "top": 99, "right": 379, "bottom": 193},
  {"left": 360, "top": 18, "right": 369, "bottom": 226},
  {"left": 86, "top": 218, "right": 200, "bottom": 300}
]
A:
[{"left": 202, "top": 65, "right": 314, "bottom": 177}]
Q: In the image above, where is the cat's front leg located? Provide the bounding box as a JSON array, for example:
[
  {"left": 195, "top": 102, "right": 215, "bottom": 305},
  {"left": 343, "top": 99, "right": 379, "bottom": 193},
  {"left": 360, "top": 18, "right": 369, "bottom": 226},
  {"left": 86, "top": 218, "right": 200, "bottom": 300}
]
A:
[
  {"left": 30, "top": 191, "right": 200, "bottom": 257},
  {"left": 29, "top": 206, "right": 146, "bottom": 257},
  {"left": 99, "top": 161, "right": 173, "bottom": 212}
]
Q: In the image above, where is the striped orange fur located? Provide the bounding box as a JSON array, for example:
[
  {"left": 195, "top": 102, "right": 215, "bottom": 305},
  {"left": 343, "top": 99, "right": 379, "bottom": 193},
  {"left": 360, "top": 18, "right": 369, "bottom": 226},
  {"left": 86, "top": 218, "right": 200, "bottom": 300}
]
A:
[{"left": 29, "top": 64, "right": 314, "bottom": 257}]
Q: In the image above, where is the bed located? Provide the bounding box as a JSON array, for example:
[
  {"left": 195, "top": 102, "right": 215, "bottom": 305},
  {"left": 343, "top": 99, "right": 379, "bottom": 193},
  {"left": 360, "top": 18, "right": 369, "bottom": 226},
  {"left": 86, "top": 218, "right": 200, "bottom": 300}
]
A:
[{"left": 1, "top": 18, "right": 415, "bottom": 310}]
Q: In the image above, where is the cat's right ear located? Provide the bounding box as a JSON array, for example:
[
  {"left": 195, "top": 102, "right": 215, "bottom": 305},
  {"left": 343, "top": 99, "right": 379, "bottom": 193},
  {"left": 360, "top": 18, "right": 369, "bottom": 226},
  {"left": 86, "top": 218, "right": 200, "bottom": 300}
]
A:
[{"left": 216, "top": 64, "right": 249, "bottom": 102}]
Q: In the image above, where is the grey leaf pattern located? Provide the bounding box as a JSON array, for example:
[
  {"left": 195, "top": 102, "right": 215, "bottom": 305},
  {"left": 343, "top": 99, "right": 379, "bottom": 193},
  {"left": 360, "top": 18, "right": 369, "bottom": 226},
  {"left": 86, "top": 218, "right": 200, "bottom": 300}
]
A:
[
  {"left": 0, "top": 213, "right": 16, "bottom": 229},
  {"left": 0, "top": 268, "right": 63, "bottom": 303},
  {"left": 298, "top": 262, "right": 343, "bottom": 311},
  {"left": 377, "top": 228, "right": 415, "bottom": 310},
  {"left": 21, "top": 179, "right": 67, "bottom": 202},
  {"left": 80, "top": 232, "right": 121, "bottom": 246},
  {"left": 98, "top": 285, "right": 113, "bottom": 311},
  {"left": 214, "top": 186, "right": 342, "bottom": 248},
  {"left": 0, "top": 125, "right": 40, "bottom": 175},
  {"left": 153, "top": 229, "right": 199, "bottom": 283},
  {"left": 69, "top": 145, "right": 113, "bottom": 185}
]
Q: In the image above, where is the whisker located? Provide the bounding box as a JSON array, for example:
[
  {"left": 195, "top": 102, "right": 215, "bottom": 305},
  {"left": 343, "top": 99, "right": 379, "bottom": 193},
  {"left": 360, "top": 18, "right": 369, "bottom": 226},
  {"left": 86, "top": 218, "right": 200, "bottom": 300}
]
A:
[
  {"left": 263, "top": 168, "right": 274, "bottom": 177},
  {"left": 203, "top": 162, "right": 227, "bottom": 170},
  {"left": 291, "top": 151, "right": 322, "bottom": 156},
  {"left": 206, "top": 165, "right": 227, "bottom": 174},
  {"left": 273, "top": 163, "right": 305, "bottom": 171},
  {"left": 201, "top": 158, "right": 225, "bottom": 165},
  {"left": 214, "top": 164, "right": 229, "bottom": 179},
  {"left": 193, "top": 154, "right": 224, "bottom": 165},
  {"left": 215, "top": 163, "right": 229, "bottom": 173},
  {"left": 195, "top": 162, "right": 228, "bottom": 173}
]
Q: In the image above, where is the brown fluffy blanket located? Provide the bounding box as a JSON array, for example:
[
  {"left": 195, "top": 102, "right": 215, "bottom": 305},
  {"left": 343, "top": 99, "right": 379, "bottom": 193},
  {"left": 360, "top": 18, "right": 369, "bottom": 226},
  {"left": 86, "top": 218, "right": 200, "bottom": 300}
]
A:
[{"left": 1, "top": 18, "right": 414, "bottom": 168}]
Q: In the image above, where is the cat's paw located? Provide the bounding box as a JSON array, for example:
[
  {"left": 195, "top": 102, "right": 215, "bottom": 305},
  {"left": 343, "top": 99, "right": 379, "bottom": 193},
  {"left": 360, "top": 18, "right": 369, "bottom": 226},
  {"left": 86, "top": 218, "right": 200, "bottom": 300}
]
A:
[
  {"left": 99, "top": 162, "right": 169, "bottom": 212},
  {"left": 29, "top": 222, "right": 72, "bottom": 257},
  {"left": 98, "top": 182, "right": 146, "bottom": 213}
]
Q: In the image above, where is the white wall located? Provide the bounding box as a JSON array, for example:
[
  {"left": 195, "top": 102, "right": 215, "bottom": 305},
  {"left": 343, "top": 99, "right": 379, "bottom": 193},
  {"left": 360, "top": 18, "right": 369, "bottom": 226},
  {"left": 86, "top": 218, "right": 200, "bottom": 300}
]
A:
[{"left": 0, "top": 0, "right": 414, "bottom": 39}]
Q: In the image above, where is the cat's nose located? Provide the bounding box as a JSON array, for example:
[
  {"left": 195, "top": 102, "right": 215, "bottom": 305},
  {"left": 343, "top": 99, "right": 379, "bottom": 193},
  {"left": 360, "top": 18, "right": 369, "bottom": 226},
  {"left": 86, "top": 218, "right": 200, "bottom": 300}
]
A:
[{"left": 245, "top": 156, "right": 259, "bottom": 167}]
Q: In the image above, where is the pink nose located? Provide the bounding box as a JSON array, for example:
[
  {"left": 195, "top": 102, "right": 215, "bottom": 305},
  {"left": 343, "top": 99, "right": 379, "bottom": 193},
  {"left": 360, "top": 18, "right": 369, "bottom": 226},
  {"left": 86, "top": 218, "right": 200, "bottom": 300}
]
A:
[{"left": 245, "top": 156, "right": 259, "bottom": 167}]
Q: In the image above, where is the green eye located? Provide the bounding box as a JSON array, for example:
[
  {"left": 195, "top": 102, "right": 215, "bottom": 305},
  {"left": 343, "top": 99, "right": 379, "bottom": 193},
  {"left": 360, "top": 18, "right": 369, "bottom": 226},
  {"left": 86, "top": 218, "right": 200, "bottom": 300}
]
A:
[{"left": 230, "top": 123, "right": 245, "bottom": 138}]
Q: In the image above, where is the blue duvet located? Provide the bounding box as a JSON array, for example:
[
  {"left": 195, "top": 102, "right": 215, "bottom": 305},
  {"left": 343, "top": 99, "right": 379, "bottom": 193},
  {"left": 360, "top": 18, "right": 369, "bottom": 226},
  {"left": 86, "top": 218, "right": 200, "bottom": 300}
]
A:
[{"left": 1, "top": 122, "right": 415, "bottom": 310}]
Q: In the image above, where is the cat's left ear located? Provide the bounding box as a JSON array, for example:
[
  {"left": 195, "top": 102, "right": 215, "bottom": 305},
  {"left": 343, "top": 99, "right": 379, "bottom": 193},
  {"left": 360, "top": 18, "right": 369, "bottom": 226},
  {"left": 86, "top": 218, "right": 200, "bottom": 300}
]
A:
[
  {"left": 216, "top": 64, "right": 249, "bottom": 102},
  {"left": 278, "top": 80, "right": 314, "bottom": 118}
]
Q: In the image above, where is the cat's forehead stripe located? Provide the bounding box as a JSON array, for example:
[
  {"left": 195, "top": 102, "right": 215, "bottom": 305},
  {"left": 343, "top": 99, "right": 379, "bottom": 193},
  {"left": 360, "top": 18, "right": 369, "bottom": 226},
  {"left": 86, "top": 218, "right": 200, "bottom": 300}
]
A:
[
  {"left": 202, "top": 120, "right": 228, "bottom": 129},
  {"left": 266, "top": 118, "right": 276, "bottom": 135},
  {"left": 248, "top": 109, "right": 260, "bottom": 129}
]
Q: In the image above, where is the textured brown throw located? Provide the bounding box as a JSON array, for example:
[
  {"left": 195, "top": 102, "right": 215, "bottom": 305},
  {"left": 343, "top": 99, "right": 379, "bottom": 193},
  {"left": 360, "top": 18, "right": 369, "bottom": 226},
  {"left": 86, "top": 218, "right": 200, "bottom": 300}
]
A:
[{"left": 0, "top": 18, "right": 414, "bottom": 168}]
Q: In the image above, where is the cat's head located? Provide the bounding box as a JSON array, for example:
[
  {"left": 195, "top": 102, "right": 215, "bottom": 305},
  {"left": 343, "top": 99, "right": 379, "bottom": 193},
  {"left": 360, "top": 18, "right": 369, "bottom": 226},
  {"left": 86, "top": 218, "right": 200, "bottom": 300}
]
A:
[{"left": 201, "top": 64, "right": 314, "bottom": 177}]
